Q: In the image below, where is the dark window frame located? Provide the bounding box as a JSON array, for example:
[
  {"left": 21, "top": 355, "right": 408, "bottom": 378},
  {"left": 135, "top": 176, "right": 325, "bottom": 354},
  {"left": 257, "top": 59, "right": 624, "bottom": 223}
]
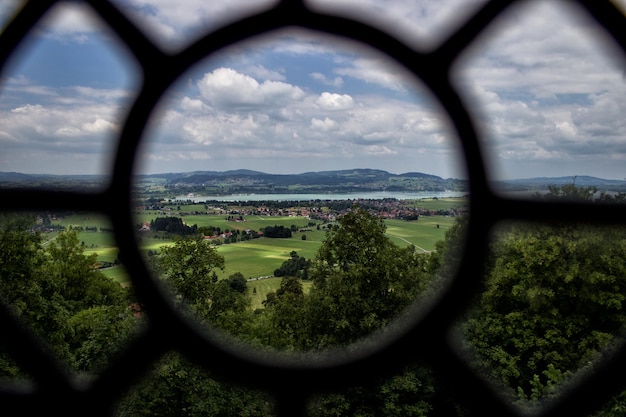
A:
[{"left": 1, "top": 1, "right": 625, "bottom": 416}]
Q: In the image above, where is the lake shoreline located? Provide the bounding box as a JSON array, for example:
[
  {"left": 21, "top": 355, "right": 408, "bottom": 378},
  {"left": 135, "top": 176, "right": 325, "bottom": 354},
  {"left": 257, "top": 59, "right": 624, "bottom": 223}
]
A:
[{"left": 174, "top": 191, "right": 468, "bottom": 202}]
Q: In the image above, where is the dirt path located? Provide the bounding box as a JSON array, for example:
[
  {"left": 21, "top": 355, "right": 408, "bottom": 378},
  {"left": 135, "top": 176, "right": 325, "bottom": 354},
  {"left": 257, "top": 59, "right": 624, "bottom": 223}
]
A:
[{"left": 386, "top": 233, "right": 430, "bottom": 253}]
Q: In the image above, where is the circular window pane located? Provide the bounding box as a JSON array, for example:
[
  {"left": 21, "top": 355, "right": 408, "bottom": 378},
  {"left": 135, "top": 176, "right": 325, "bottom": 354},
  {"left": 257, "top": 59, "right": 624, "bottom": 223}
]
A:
[{"left": 132, "top": 29, "right": 469, "bottom": 358}]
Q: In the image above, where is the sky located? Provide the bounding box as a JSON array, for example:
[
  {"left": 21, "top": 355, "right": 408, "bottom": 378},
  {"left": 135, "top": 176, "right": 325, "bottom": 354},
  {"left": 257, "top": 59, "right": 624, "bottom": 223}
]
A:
[{"left": 1, "top": 0, "right": 626, "bottom": 181}]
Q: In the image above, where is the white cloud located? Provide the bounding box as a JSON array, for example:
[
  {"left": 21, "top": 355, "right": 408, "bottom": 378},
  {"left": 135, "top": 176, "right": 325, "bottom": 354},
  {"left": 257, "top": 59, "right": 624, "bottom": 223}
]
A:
[
  {"left": 139, "top": 63, "right": 457, "bottom": 176},
  {"left": 197, "top": 67, "right": 305, "bottom": 108},
  {"left": 455, "top": 0, "right": 626, "bottom": 179},
  {"left": 71, "top": 86, "right": 129, "bottom": 101},
  {"left": 3, "top": 0, "right": 626, "bottom": 179},
  {"left": 38, "top": 2, "right": 108, "bottom": 42},
  {"left": 365, "top": 145, "right": 397, "bottom": 155},
  {"left": 315, "top": 92, "right": 354, "bottom": 110},
  {"left": 90, "top": 0, "right": 487, "bottom": 51},
  {"left": 110, "top": 0, "right": 275, "bottom": 50},
  {"left": 0, "top": 72, "right": 126, "bottom": 173},
  {"left": 310, "top": 117, "right": 338, "bottom": 132},
  {"left": 82, "top": 118, "right": 117, "bottom": 134},
  {"left": 308, "top": 0, "right": 487, "bottom": 49},
  {"left": 334, "top": 58, "right": 409, "bottom": 92},
  {"left": 180, "top": 96, "right": 209, "bottom": 113},
  {"left": 6, "top": 102, "right": 119, "bottom": 138},
  {"left": 244, "top": 65, "right": 286, "bottom": 81}
]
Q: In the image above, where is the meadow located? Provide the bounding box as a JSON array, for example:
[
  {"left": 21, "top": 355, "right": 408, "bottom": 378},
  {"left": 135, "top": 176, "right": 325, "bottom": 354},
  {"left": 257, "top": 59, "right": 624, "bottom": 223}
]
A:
[{"left": 45, "top": 198, "right": 464, "bottom": 305}]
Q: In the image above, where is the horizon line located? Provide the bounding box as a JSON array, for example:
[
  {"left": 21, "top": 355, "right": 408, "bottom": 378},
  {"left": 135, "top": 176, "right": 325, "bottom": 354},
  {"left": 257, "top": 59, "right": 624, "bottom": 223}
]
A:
[{"left": 2, "top": 169, "right": 626, "bottom": 182}]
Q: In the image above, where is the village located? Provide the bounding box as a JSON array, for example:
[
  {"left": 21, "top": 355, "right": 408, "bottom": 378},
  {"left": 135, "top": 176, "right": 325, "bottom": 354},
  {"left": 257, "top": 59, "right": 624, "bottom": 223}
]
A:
[{"left": 138, "top": 196, "right": 467, "bottom": 225}]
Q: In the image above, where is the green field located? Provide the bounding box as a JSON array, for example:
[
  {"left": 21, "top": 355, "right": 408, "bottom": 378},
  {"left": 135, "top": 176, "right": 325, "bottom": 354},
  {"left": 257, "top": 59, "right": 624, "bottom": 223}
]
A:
[
  {"left": 385, "top": 216, "right": 455, "bottom": 252},
  {"left": 51, "top": 212, "right": 457, "bottom": 278},
  {"left": 407, "top": 197, "right": 468, "bottom": 211},
  {"left": 100, "top": 265, "right": 131, "bottom": 284},
  {"left": 45, "top": 202, "right": 463, "bottom": 306},
  {"left": 246, "top": 277, "right": 313, "bottom": 310},
  {"left": 212, "top": 232, "right": 324, "bottom": 279},
  {"left": 135, "top": 212, "right": 317, "bottom": 233}
]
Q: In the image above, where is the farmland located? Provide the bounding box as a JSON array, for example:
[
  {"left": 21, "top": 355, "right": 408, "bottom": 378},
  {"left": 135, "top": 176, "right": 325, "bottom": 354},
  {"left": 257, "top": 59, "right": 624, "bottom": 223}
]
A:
[{"left": 40, "top": 197, "right": 466, "bottom": 305}]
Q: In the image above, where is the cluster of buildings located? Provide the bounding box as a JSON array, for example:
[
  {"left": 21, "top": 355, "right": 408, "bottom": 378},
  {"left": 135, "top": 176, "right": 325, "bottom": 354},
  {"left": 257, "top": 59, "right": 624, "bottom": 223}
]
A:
[{"left": 135, "top": 198, "right": 466, "bottom": 225}]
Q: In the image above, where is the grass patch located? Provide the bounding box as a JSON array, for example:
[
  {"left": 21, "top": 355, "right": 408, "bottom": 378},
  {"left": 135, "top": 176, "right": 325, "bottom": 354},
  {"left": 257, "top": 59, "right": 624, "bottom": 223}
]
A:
[
  {"left": 44, "top": 209, "right": 463, "bottom": 286},
  {"left": 215, "top": 236, "right": 323, "bottom": 279},
  {"left": 100, "top": 266, "right": 131, "bottom": 285},
  {"left": 133, "top": 213, "right": 315, "bottom": 234},
  {"left": 85, "top": 246, "right": 119, "bottom": 263},
  {"left": 384, "top": 215, "right": 455, "bottom": 252},
  {"left": 407, "top": 197, "right": 469, "bottom": 211},
  {"left": 246, "top": 277, "right": 313, "bottom": 310}
]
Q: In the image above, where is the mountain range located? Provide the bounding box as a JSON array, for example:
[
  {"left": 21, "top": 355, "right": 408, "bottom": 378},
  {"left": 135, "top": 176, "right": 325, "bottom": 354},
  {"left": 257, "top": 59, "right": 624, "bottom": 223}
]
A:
[
  {"left": 1, "top": 170, "right": 625, "bottom": 193},
  {"left": 493, "top": 175, "right": 626, "bottom": 192},
  {"left": 140, "top": 169, "right": 466, "bottom": 192}
]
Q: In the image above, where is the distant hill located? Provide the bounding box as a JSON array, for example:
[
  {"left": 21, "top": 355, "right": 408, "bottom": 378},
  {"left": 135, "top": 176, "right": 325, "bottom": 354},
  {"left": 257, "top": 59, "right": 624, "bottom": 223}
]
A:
[
  {"left": 0, "top": 172, "right": 107, "bottom": 189},
  {"left": 494, "top": 176, "right": 626, "bottom": 192},
  {"left": 2, "top": 170, "right": 625, "bottom": 194},
  {"left": 138, "top": 168, "right": 468, "bottom": 194}
]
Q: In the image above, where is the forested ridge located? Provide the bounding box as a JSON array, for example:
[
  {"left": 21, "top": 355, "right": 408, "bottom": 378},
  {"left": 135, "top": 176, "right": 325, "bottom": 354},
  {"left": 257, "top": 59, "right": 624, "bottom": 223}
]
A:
[{"left": 1, "top": 185, "right": 626, "bottom": 416}]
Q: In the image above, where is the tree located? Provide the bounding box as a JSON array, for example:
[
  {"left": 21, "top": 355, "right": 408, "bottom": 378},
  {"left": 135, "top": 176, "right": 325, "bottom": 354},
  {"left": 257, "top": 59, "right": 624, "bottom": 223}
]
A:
[
  {"left": 156, "top": 235, "right": 255, "bottom": 335},
  {"left": 157, "top": 234, "right": 225, "bottom": 305},
  {"left": 262, "top": 225, "right": 292, "bottom": 238},
  {"left": 0, "top": 214, "right": 46, "bottom": 328},
  {"left": 273, "top": 251, "right": 311, "bottom": 279},
  {"left": 0, "top": 218, "right": 136, "bottom": 378},
  {"left": 309, "top": 365, "right": 435, "bottom": 417},
  {"left": 259, "top": 276, "right": 307, "bottom": 349},
  {"left": 227, "top": 272, "right": 247, "bottom": 294},
  {"left": 461, "top": 186, "right": 626, "bottom": 407},
  {"left": 67, "top": 304, "right": 137, "bottom": 374},
  {"left": 541, "top": 183, "right": 597, "bottom": 201},
  {"left": 150, "top": 217, "right": 197, "bottom": 235},
  {"left": 46, "top": 230, "right": 128, "bottom": 314},
  {"left": 116, "top": 352, "right": 273, "bottom": 417},
  {"left": 304, "top": 207, "right": 430, "bottom": 349},
  {"left": 0, "top": 214, "right": 48, "bottom": 377}
]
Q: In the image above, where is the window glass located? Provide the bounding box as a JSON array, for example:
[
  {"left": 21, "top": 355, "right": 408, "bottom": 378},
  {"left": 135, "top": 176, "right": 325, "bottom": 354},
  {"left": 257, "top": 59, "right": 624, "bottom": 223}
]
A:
[
  {"left": 307, "top": 0, "right": 488, "bottom": 50},
  {"left": 454, "top": 0, "right": 626, "bottom": 195},
  {"left": 0, "top": 2, "right": 139, "bottom": 186},
  {"left": 109, "top": 0, "right": 278, "bottom": 52},
  {"left": 457, "top": 215, "right": 626, "bottom": 412},
  {"left": 0, "top": 211, "right": 141, "bottom": 381},
  {"left": 132, "top": 29, "right": 468, "bottom": 354}
]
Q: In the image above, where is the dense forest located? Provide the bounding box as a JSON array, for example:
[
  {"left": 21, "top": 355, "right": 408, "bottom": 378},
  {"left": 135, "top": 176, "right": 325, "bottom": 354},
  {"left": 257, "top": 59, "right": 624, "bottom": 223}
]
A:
[{"left": 1, "top": 185, "right": 626, "bottom": 416}]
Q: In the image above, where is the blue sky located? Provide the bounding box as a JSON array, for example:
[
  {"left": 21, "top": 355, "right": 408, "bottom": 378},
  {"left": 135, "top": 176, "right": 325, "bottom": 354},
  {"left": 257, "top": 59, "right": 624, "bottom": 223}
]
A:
[{"left": 1, "top": 0, "right": 626, "bottom": 181}]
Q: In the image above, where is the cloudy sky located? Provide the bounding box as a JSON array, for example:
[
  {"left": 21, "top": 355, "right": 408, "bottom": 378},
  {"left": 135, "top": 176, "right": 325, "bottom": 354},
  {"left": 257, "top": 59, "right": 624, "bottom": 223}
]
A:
[{"left": 1, "top": 0, "right": 626, "bottom": 180}]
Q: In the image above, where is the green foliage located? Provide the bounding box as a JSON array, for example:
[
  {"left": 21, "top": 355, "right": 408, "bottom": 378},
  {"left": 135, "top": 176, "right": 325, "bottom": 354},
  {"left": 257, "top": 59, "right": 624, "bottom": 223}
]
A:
[
  {"left": 116, "top": 352, "right": 273, "bottom": 417},
  {"left": 308, "top": 365, "right": 435, "bottom": 417},
  {"left": 256, "top": 276, "right": 307, "bottom": 349},
  {"left": 273, "top": 251, "right": 311, "bottom": 279},
  {"left": 227, "top": 272, "right": 247, "bottom": 294},
  {"left": 155, "top": 235, "right": 254, "bottom": 336},
  {"left": 461, "top": 192, "right": 626, "bottom": 406},
  {"left": 12, "top": 186, "right": 626, "bottom": 415},
  {"left": 305, "top": 207, "right": 431, "bottom": 349},
  {"left": 0, "top": 216, "right": 137, "bottom": 378},
  {"left": 150, "top": 217, "right": 198, "bottom": 235},
  {"left": 46, "top": 230, "right": 128, "bottom": 313},
  {"left": 541, "top": 183, "right": 598, "bottom": 201},
  {"left": 0, "top": 214, "right": 46, "bottom": 327},
  {"left": 157, "top": 234, "right": 225, "bottom": 305},
  {"left": 262, "top": 225, "right": 292, "bottom": 238},
  {"left": 67, "top": 305, "right": 138, "bottom": 374}
]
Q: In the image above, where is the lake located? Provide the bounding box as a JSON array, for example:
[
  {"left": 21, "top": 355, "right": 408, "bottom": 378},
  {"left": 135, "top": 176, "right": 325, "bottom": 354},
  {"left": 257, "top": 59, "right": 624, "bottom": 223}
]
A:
[{"left": 175, "top": 191, "right": 467, "bottom": 202}]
